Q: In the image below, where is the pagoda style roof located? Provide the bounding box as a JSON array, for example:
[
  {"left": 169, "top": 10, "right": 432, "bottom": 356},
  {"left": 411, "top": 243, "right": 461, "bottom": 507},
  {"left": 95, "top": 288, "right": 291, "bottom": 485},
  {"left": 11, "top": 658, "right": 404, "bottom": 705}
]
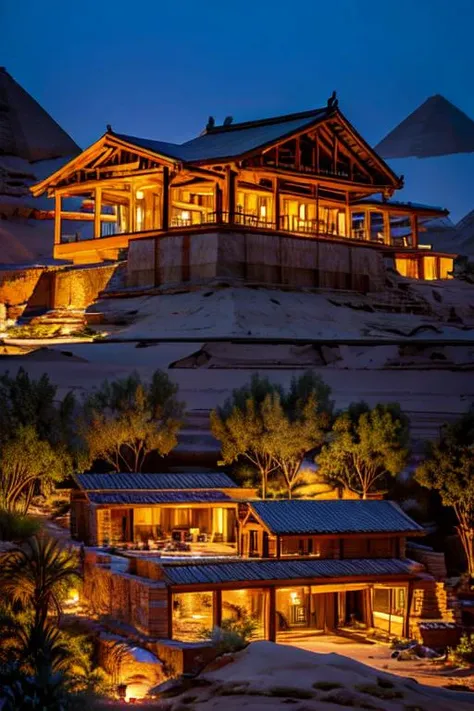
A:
[
  {"left": 249, "top": 500, "right": 423, "bottom": 536},
  {"left": 375, "top": 94, "right": 474, "bottom": 159},
  {"left": 0, "top": 67, "right": 80, "bottom": 162},
  {"left": 32, "top": 101, "right": 401, "bottom": 195},
  {"left": 75, "top": 471, "right": 238, "bottom": 491},
  {"left": 160, "top": 557, "right": 417, "bottom": 586}
]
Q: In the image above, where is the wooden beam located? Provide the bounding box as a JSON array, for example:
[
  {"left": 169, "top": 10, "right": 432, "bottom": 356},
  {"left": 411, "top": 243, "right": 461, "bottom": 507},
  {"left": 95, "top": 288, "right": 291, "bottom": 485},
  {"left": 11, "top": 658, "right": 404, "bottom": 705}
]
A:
[
  {"left": 162, "top": 167, "right": 169, "bottom": 230},
  {"left": 94, "top": 186, "right": 102, "bottom": 239},
  {"left": 213, "top": 590, "right": 222, "bottom": 628},
  {"left": 225, "top": 167, "right": 236, "bottom": 221},
  {"left": 383, "top": 211, "right": 391, "bottom": 246},
  {"left": 268, "top": 587, "right": 276, "bottom": 642},
  {"left": 410, "top": 214, "right": 419, "bottom": 248},
  {"left": 273, "top": 178, "right": 280, "bottom": 229},
  {"left": 54, "top": 193, "right": 61, "bottom": 245},
  {"left": 215, "top": 182, "right": 223, "bottom": 222}
]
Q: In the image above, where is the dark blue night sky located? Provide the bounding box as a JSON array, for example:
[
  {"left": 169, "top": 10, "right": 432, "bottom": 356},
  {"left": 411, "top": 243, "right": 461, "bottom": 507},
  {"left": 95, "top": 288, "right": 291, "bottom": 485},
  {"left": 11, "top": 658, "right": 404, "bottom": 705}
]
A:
[{"left": 3, "top": 0, "right": 474, "bottom": 219}]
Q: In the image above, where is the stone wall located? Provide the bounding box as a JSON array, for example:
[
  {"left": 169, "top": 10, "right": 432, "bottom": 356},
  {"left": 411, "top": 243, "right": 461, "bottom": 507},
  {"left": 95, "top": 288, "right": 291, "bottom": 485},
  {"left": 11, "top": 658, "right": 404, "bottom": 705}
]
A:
[
  {"left": 82, "top": 552, "right": 169, "bottom": 638},
  {"left": 0, "top": 263, "right": 119, "bottom": 321},
  {"left": 127, "top": 230, "right": 386, "bottom": 293}
]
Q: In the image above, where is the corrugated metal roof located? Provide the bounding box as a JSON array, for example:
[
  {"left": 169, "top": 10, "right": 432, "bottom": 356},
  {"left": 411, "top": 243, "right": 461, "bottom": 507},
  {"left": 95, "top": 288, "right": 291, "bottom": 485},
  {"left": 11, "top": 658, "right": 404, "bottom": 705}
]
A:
[
  {"left": 76, "top": 472, "right": 238, "bottom": 491},
  {"left": 115, "top": 108, "right": 328, "bottom": 164},
  {"left": 161, "top": 557, "right": 415, "bottom": 586},
  {"left": 87, "top": 490, "right": 232, "bottom": 505},
  {"left": 250, "top": 500, "right": 422, "bottom": 535}
]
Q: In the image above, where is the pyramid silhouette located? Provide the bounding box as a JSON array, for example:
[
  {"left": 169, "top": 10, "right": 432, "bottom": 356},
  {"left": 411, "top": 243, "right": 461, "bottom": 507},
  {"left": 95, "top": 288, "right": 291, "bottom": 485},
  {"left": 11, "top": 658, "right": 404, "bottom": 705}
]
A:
[
  {"left": 0, "top": 67, "right": 79, "bottom": 161},
  {"left": 375, "top": 94, "right": 474, "bottom": 159}
]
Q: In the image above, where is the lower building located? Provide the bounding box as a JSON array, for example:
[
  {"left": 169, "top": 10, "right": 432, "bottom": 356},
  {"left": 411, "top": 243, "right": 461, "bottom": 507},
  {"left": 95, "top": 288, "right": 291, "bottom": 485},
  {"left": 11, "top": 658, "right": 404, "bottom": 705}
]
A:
[{"left": 80, "top": 491, "right": 449, "bottom": 643}]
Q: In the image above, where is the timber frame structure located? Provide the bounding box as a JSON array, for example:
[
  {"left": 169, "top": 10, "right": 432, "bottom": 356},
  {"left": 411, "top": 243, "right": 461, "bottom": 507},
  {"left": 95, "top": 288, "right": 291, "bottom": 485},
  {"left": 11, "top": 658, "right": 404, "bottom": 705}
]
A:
[{"left": 32, "top": 97, "right": 455, "bottom": 280}]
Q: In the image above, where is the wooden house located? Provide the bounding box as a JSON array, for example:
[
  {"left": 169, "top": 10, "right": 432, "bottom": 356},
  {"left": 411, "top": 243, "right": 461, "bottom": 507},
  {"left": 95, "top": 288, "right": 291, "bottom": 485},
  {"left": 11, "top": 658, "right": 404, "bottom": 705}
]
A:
[
  {"left": 82, "top": 497, "right": 428, "bottom": 642},
  {"left": 71, "top": 472, "right": 255, "bottom": 548},
  {"left": 31, "top": 96, "right": 455, "bottom": 284}
]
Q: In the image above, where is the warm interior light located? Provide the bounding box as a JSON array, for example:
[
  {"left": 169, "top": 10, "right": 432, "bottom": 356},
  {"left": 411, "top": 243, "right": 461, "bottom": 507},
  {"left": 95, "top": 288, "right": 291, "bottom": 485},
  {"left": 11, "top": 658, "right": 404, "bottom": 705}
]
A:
[
  {"left": 181, "top": 210, "right": 190, "bottom": 221},
  {"left": 136, "top": 190, "right": 144, "bottom": 200},
  {"left": 260, "top": 204, "right": 267, "bottom": 218},
  {"left": 290, "top": 591, "right": 301, "bottom": 605}
]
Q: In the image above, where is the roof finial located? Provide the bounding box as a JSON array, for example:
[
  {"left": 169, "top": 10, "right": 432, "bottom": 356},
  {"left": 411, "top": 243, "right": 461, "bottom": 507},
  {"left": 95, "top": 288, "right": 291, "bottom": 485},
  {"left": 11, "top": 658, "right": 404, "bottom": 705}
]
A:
[
  {"left": 106, "top": 124, "right": 113, "bottom": 133},
  {"left": 223, "top": 116, "right": 233, "bottom": 126},
  {"left": 206, "top": 116, "right": 215, "bottom": 131},
  {"left": 327, "top": 90, "right": 338, "bottom": 109}
]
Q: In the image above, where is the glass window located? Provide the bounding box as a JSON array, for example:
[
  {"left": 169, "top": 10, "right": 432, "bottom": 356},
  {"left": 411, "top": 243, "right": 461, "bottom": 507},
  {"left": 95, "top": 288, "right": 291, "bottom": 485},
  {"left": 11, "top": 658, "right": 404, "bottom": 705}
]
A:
[
  {"left": 172, "top": 592, "right": 213, "bottom": 641},
  {"left": 424, "top": 256, "right": 438, "bottom": 280},
  {"left": 222, "top": 588, "right": 267, "bottom": 639},
  {"left": 439, "top": 257, "right": 453, "bottom": 279}
]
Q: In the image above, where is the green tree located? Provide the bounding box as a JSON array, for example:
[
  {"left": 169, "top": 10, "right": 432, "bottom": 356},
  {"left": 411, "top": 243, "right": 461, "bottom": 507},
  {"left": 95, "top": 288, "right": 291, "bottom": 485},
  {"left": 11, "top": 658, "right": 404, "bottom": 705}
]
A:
[
  {"left": 211, "top": 372, "right": 332, "bottom": 498},
  {"left": 0, "top": 369, "right": 77, "bottom": 513},
  {"left": 0, "top": 426, "right": 66, "bottom": 513},
  {"left": 266, "top": 374, "right": 332, "bottom": 498},
  {"left": 316, "top": 402, "right": 409, "bottom": 499},
  {"left": 211, "top": 375, "right": 283, "bottom": 498},
  {"left": 81, "top": 370, "right": 184, "bottom": 472},
  {"left": 415, "top": 409, "right": 474, "bottom": 577}
]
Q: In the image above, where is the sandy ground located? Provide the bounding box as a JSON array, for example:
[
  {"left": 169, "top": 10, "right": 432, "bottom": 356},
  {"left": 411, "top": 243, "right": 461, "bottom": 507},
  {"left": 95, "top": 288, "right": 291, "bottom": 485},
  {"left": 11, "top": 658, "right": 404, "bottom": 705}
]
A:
[
  {"left": 154, "top": 640, "right": 474, "bottom": 710},
  {"left": 291, "top": 634, "right": 474, "bottom": 690}
]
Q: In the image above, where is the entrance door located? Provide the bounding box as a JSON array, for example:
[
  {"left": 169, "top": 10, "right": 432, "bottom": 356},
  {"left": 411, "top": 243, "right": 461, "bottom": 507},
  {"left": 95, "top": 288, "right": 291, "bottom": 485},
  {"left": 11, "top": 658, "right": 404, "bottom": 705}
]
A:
[{"left": 339, "top": 590, "right": 366, "bottom": 628}]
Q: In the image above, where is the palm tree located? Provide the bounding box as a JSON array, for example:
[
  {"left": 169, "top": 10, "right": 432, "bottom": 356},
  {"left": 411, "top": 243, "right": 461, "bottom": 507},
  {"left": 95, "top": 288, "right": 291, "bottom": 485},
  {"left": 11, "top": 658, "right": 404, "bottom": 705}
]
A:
[{"left": 0, "top": 534, "right": 79, "bottom": 628}]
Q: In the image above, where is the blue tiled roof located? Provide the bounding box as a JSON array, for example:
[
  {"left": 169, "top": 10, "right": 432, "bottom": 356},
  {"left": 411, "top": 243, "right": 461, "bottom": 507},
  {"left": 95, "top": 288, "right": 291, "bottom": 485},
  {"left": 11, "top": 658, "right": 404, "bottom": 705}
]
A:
[
  {"left": 161, "top": 557, "right": 415, "bottom": 586},
  {"left": 250, "top": 500, "right": 422, "bottom": 535},
  {"left": 87, "top": 490, "right": 232, "bottom": 505},
  {"left": 76, "top": 472, "right": 238, "bottom": 491},
  {"left": 114, "top": 108, "right": 328, "bottom": 164}
]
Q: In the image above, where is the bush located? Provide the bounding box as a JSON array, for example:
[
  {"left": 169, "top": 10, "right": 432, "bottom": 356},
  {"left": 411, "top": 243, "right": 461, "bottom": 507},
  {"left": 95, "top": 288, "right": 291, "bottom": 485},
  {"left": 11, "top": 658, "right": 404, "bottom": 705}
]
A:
[
  {"left": 202, "top": 617, "right": 258, "bottom": 654},
  {"left": 448, "top": 634, "right": 474, "bottom": 666},
  {"left": 0, "top": 509, "right": 41, "bottom": 542}
]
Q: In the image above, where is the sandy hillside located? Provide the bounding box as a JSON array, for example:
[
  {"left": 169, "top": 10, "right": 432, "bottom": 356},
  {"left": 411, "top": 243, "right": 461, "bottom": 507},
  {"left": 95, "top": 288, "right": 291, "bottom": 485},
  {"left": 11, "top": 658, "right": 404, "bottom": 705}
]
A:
[{"left": 159, "top": 641, "right": 474, "bottom": 710}]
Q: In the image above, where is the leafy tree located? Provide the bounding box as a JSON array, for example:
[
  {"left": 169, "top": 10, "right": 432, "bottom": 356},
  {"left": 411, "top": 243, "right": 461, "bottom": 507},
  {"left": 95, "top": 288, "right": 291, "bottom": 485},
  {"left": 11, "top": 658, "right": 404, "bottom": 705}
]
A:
[
  {"left": 211, "top": 372, "right": 332, "bottom": 498},
  {"left": 265, "top": 376, "right": 332, "bottom": 497},
  {"left": 211, "top": 375, "right": 283, "bottom": 498},
  {"left": 0, "top": 426, "right": 66, "bottom": 513},
  {"left": 415, "top": 409, "right": 474, "bottom": 577},
  {"left": 0, "top": 369, "right": 77, "bottom": 513},
  {"left": 316, "top": 402, "right": 409, "bottom": 499},
  {"left": 81, "top": 370, "right": 184, "bottom": 472}
]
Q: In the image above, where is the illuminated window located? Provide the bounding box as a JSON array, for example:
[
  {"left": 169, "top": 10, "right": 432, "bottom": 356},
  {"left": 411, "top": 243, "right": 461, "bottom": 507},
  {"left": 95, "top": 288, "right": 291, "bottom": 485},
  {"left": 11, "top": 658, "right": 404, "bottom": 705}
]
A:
[
  {"left": 172, "top": 592, "right": 213, "bottom": 641},
  {"left": 439, "top": 257, "right": 453, "bottom": 279},
  {"left": 423, "top": 255, "right": 438, "bottom": 280}
]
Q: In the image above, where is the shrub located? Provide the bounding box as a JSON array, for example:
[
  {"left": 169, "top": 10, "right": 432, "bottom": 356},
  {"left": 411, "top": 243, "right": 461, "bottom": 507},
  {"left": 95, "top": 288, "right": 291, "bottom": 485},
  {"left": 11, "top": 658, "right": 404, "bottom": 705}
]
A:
[
  {"left": 0, "top": 509, "right": 41, "bottom": 542},
  {"left": 201, "top": 617, "right": 258, "bottom": 654},
  {"left": 448, "top": 634, "right": 474, "bottom": 666}
]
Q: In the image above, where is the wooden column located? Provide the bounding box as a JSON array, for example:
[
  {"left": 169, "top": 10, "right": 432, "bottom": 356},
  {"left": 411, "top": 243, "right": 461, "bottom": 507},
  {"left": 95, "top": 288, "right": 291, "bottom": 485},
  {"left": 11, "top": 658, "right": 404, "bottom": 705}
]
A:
[
  {"left": 129, "top": 188, "right": 136, "bottom": 234},
  {"left": 345, "top": 193, "right": 350, "bottom": 238},
  {"left": 225, "top": 167, "right": 236, "bottom": 223},
  {"left": 162, "top": 167, "right": 169, "bottom": 231},
  {"left": 54, "top": 193, "right": 62, "bottom": 245},
  {"left": 383, "top": 211, "right": 391, "bottom": 246},
  {"left": 410, "top": 213, "right": 419, "bottom": 248},
  {"left": 364, "top": 210, "right": 369, "bottom": 241},
  {"left": 273, "top": 178, "right": 280, "bottom": 230},
  {"left": 404, "top": 582, "right": 413, "bottom": 638},
  {"left": 215, "top": 182, "right": 223, "bottom": 223},
  {"left": 213, "top": 590, "right": 222, "bottom": 629},
  {"left": 94, "top": 186, "right": 102, "bottom": 239},
  {"left": 315, "top": 184, "right": 319, "bottom": 236},
  {"left": 295, "top": 136, "right": 301, "bottom": 171},
  {"left": 268, "top": 587, "right": 276, "bottom": 641},
  {"left": 167, "top": 588, "right": 173, "bottom": 639}
]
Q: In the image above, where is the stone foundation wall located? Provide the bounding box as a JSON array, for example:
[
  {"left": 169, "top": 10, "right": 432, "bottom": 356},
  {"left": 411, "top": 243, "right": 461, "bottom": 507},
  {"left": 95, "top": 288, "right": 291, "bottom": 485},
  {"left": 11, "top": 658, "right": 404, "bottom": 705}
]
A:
[
  {"left": 83, "top": 552, "right": 169, "bottom": 638},
  {"left": 0, "top": 263, "right": 119, "bottom": 321},
  {"left": 127, "top": 230, "right": 386, "bottom": 292}
]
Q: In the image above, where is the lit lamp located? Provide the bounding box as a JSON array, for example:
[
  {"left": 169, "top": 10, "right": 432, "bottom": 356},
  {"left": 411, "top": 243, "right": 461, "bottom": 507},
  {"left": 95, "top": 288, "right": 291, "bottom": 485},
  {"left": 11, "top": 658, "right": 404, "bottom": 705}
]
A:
[
  {"left": 181, "top": 210, "right": 190, "bottom": 223},
  {"left": 136, "top": 190, "right": 144, "bottom": 200}
]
